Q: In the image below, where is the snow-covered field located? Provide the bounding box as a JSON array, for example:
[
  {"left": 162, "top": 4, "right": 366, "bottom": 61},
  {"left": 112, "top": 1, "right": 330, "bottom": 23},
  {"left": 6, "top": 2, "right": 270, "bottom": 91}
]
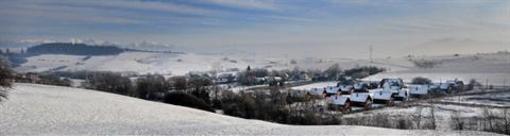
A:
[
  {"left": 343, "top": 102, "right": 504, "bottom": 131},
  {"left": 440, "top": 90, "right": 510, "bottom": 107},
  {"left": 291, "top": 81, "right": 338, "bottom": 90},
  {"left": 366, "top": 72, "right": 510, "bottom": 85},
  {"left": 365, "top": 53, "right": 510, "bottom": 85},
  {"left": 16, "top": 52, "right": 252, "bottom": 75},
  {"left": 0, "top": 83, "right": 500, "bottom": 135},
  {"left": 14, "top": 51, "right": 414, "bottom": 75},
  {"left": 341, "top": 87, "right": 510, "bottom": 133}
]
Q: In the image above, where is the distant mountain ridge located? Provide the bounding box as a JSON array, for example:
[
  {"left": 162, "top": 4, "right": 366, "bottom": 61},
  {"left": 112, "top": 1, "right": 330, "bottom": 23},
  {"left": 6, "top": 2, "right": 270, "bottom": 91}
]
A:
[
  {"left": 26, "top": 43, "right": 125, "bottom": 56},
  {"left": 25, "top": 42, "right": 182, "bottom": 56}
]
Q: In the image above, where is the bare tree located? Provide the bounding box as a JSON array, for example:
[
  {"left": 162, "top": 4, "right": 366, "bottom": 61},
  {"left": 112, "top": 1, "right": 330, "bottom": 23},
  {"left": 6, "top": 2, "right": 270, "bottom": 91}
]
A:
[
  {"left": 430, "top": 106, "right": 437, "bottom": 130},
  {"left": 483, "top": 107, "right": 495, "bottom": 132},
  {"left": 504, "top": 108, "right": 510, "bottom": 134},
  {"left": 373, "top": 113, "right": 391, "bottom": 128},
  {"left": 0, "top": 58, "right": 14, "bottom": 101},
  {"left": 324, "top": 63, "right": 341, "bottom": 80},
  {"left": 397, "top": 118, "right": 410, "bottom": 129},
  {"left": 411, "top": 77, "right": 432, "bottom": 85},
  {"left": 412, "top": 59, "right": 440, "bottom": 68},
  {"left": 412, "top": 106, "right": 424, "bottom": 129},
  {"left": 451, "top": 110, "right": 464, "bottom": 130}
]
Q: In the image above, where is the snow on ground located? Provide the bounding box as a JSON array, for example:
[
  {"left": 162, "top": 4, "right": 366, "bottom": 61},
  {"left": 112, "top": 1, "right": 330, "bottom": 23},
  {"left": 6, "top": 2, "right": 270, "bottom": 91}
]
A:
[
  {"left": 228, "top": 84, "right": 269, "bottom": 93},
  {"left": 15, "top": 51, "right": 414, "bottom": 76},
  {"left": 365, "top": 53, "right": 510, "bottom": 85},
  {"left": 290, "top": 57, "right": 413, "bottom": 72},
  {"left": 343, "top": 87, "right": 510, "bottom": 132},
  {"left": 291, "top": 81, "right": 338, "bottom": 90},
  {"left": 0, "top": 83, "right": 499, "bottom": 135},
  {"left": 16, "top": 52, "right": 253, "bottom": 75},
  {"left": 343, "top": 103, "right": 498, "bottom": 131},
  {"left": 366, "top": 72, "right": 510, "bottom": 85},
  {"left": 440, "top": 90, "right": 510, "bottom": 107}
]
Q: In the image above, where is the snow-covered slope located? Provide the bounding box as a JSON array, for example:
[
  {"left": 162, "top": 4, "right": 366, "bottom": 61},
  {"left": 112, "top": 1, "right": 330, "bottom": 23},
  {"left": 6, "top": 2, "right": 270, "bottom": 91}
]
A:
[
  {"left": 14, "top": 51, "right": 413, "bottom": 75},
  {"left": 0, "top": 83, "right": 499, "bottom": 135},
  {"left": 16, "top": 52, "right": 253, "bottom": 75},
  {"left": 365, "top": 53, "right": 510, "bottom": 85}
]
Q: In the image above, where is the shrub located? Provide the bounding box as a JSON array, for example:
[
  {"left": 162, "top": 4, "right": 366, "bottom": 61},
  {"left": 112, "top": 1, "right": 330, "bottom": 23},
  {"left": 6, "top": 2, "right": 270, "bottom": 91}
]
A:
[
  {"left": 37, "top": 74, "right": 72, "bottom": 86},
  {"left": 397, "top": 118, "right": 410, "bottom": 129},
  {"left": 411, "top": 77, "right": 432, "bottom": 85},
  {"left": 0, "top": 89, "right": 6, "bottom": 101},
  {"left": 86, "top": 72, "right": 133, "bottom": 95},
  {"left": 237, "top": 66, "right": 270, "bottom": 85},
  {"left": 466, "top": 79, "right": 482, "bottom": 91},
  {"left": 412, "top": 59, "right": 440, "bottom": 68},
  {"left": 188, "top": 74, "right": 213, "bottom": 103},
  {"left": 221, "top": 93, "right": 257, "bottom": 118},
  {"left": 218, "top": 89, "right": 334, "bottom": 125},
  {"left": 344, "top": 66, "right": 385, "bottom": 79},
  {"left": 135, "top": 74, "right": 168, "bottom": 100},
  {"left": 290, "top": 59, "right": 297, "bottom": 64},
  {"left": 169, "top": 76, "right": 187, "bottom": 90},
  {"left": 451, "top": 110, "right": 465, "bottom": 130},
  {"left": 288, "top": 111, "right": 321, "bottom": 125},
  {"left": 324, "top": 63, "right": 342, "bottom": 80},
  {"left": 163, "top": 91, "right": 214, "bottom": 112}
]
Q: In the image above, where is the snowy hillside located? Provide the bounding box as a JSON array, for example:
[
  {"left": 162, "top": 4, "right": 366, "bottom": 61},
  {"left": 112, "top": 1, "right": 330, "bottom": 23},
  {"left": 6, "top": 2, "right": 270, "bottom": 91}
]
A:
[
  {"left": 0, "top": 83, "right": 499, "bottom": 135},
  {"left": 15, "top": 52, "right": 253, "bottom": 75},
  {"left": 14, "top": 51, "right": 411, "bottom": 75},
  {"left": 365, "top": 52, "right": 510, "bottom": 85},
  {"left": 14, "top": 49, "right": 510, "bottom": 85},
  {"left": 11, "top": 42, "right": 415, "bottom": 75}
]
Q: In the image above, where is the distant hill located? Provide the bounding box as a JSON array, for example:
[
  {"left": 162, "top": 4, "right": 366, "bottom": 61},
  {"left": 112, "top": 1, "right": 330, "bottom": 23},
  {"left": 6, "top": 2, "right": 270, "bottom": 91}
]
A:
[{"left": 26, "top": 43, "right": 125, "bottom": 56}]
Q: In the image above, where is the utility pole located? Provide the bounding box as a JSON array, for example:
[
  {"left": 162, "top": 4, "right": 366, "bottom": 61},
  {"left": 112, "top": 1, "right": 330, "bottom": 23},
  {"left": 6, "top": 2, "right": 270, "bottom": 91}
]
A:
[
  {"left": 369, "top": 45, "right": 373, "bottom": 63},
  {"left": 486, "top": 79, "right": 489, "bottom": 90},
  {"left": 504, "top": 78, "right": 507, "bottom": 89}
]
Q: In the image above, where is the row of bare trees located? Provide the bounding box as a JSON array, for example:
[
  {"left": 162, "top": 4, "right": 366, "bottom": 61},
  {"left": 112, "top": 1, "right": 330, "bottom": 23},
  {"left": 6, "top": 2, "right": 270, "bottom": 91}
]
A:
[
  {"left": 340, "top": 104, "right": 510, "bottom": 135},
  {"left": 450, "top": 107, "right": 510, "bottom": 135},
  {"left": 340, "top": 106, "right": 437, "bottom": 130},
  {"left": 216, "top": 88, "right": 342, "bottom": 125}
]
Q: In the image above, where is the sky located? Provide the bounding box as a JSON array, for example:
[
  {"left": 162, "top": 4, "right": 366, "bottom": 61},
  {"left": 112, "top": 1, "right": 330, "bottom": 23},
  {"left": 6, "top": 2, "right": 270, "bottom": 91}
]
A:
[{"left": 1, "top": 0, "right": 510, "bottom": 58}]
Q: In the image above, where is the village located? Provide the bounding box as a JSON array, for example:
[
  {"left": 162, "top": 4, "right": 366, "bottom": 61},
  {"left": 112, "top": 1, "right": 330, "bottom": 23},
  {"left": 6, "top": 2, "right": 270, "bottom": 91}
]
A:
[{"left": 207, "top": 65, "right": 458, "bottom": 110}]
